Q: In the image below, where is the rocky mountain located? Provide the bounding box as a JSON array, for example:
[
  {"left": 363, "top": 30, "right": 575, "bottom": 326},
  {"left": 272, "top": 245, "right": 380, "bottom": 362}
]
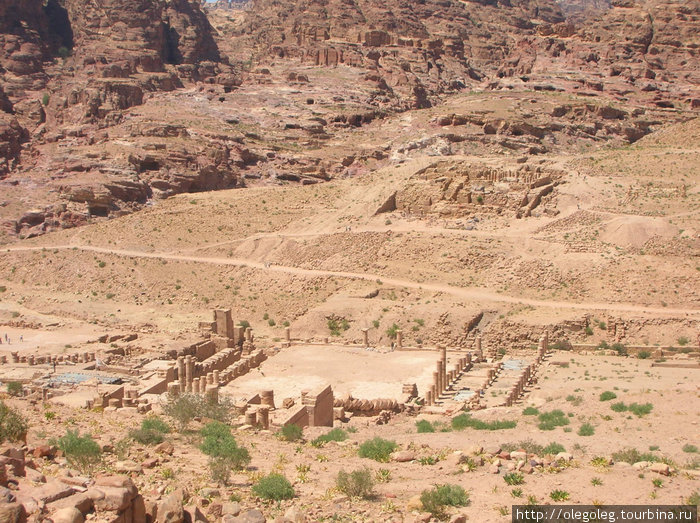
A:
[{"left": 0, "top": 0, "right": 698, "bottom": 240}]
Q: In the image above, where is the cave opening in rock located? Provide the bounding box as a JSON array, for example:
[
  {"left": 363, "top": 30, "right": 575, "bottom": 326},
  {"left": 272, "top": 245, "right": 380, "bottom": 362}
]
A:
[
  {"left": 44, "top": 0, "right": 74, "bottom": 57},
  {"left": 163, "top": 25, "right": 182, "bottom": 65}
]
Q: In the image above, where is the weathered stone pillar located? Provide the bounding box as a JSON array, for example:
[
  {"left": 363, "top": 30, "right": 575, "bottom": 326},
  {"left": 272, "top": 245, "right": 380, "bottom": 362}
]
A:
[
  {"left": 258, "top": 407, "right": 270, "bottom": 430},
  {"left": 177, "top": 357, "right": 186, "bottom": 393},
  {"left": 433, "top": 371, "right": 440, "bottom": 396},
  {"left": 261, "top": 390, "right": 275, "bottom": 409},
  {"left": 206, "top": 387, "right": 218, "bottom": 405},
  {"left": 285, "top": 327, "right": 291, "bottom": 343},
  {"left": 245, "top": 410, "right": 257, "bottom": 427},
  {"left": 213, "top": 369, "right": 220, "bottom": 385},
  {"left": 245, "top": 328, "right": 253, "bottom": 343},
  {"left": 396, "top": 330, "right": 403, "bottom": 349},
  {"left": 185, "top": 356, "right": 193, "bottom": 393},
  {"left": 426, "top": 390, "right": 433, "bottom": 406},
  {"left": 192, "top": 378, "right": 200, "bottom": 394},
  {"left": 200, "top": 379, "right": 207, "bottom": 393},
  {"left": 435, "top": 361, "right": 443, "bottom": 393},
  {"left": 168, "top": 382, "right": 180, "bottom": 397},
  {"left": 362, "top": 328, "right": 369, "bottom": 347}
]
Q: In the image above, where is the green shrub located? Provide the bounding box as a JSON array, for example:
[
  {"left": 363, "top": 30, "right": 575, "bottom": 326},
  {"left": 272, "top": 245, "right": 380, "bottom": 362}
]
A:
[
  {"left": 416, "top": 419, "right": 435, "bottom": 433},
  {"left": 612, "top": 448, "right": 659, "bottom": 464},
  {"left": 163, "top": 393, "right": 232, "bottom": 431},
  {"left": 677, "top": 337, "right": 689, "bottom": 346},
  {"left": 578, "top": 423, "right": 595, "bottom": 436},
  {"left": 278, "top": 424, "right": 303, "bottom": 442},
  {"left": 611, "top": 402, "right": 627, "bottom": 412},
  {"left": 611, "top": 343, "right": 627, "bottom": 356},
  {"left": 452, "top": 413, "right": 517, "bottom": 431},
  {"left": 252, "top": 473, "right": 294, "bottom": 501},
  {"left": 386, "top": 323, "right": 400, "bottom": 339},
  {"left": 420, "top": 484, "right": 469, "bottom": 520},
  {"left": 358, "top": 437, "right": 398, "bottom": 462},
  {"left": 0, "top": 401, "right": 28, "bottom": 443},
  {"left": 41, "top": 93, "right": 49, "bottom": 106},
  {"left": 141, "top": 416, "right": 170, "bottom": 434},
  {"left": 504, "top": 472, "right": 524, "bottom": 485},
  {"left": 200, "top": 422, "right": 251, "bottom": 484},
  {"left": 336, "top": 467, "right": 375, "bottom": 499},
  {"left": 637, "top": 350, "right": 651, "bottom": 359},
  {"left": 538, "top": 410, "right": 569, "bottom": 431},
  {"left": 687, "top": 491, "right": 699, "bottom": 507},
  {"left": 628, "top": 403, "right": 653, "bottom": 417},
  {"left": 550, "top": 490, "right": 570, "bottom": 502},
  {"left": 682, "top": 444, "right": 698, "bottom": 454},
  {"left": 542, "top": 442, "right": 566, "bottom": 455},
  {"left": 238, "top": 320, "right": 250, "bottom": 330},
  {"left": 566, "top": 395, "right": 583, "bottom": 406},
  {"left": 129, "top": 428, "right": 164, "bottom": 445},
  {"left": 327, "top": 317, "right": 350, "bottom": 336},
  {"left": 522, "top": 407, "right": 539, "bottom": 416},
  {"left": 6, "top": 382, "right": 23, "bottom": 397},
  {"left": 57, "top": 46, "right": 71, "bottom": 59},
  {"left": 129, "top": 415, "right": 171, "bottom": 444},
  {"left": 599, "top": 391, "right": 617, "bottom": 401},
  {"left": 311, "top": 428, "right": 348, "bottom": 447},
  {"left": 53, "top": 430, "right": 101, "bottom": 473}
]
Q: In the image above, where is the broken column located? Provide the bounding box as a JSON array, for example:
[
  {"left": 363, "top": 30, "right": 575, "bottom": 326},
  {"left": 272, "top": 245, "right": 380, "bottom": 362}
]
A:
[
  {"left": 206, "top": 387, "right": 219, "bottom": 405},
  {"left": 178, "top": 357, "right": 186, "bottom": 393},
  {"left": 261, "top": 390, "right": 275, "bottom": 409},
  {"left": 245, "top": 410, "right": 257, "bottom": 427},
  {"left": 396, "top": 330, "right": 403, "bottom": 349},
  {"left": 258, "top": 407, "right": 270, "bottom": 430},
  {"left": 185, "top": 356, "right": 194, "bottom": 393},
  {"left": 425, "top": 390, "right": 433, "bottom": 406},
  {"left": 168, "top": 382, "right": 180, "bottom": 397},
  {"left": 362, "top": 328, "right": 369, "bottom": 347},
  {"left": 475, "top": 337, "right": 483, "bottom": 361},
  {"left": 285, "top": 327, "right": 291, "bottom": 344},
  {"left": 192, "top": 378, "right": 200, "bottom": 394}
]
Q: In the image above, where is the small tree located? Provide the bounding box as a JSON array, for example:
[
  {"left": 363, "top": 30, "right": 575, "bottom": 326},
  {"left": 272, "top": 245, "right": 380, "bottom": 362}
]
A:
[
  {"left": 200, "top": 422, "right": 250, "bottom": 484},
  {"left": 0, "top": 401, "right": 28, "bottom": 443},
  {"left": 163, "top": 393, "right": 200, "bottom": 431},
  {"left": 53, "top": 430, "right": 102, "bottom": 473}
]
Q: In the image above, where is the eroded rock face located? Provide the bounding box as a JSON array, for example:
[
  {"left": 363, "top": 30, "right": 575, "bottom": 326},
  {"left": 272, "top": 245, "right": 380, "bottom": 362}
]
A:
[
  {"left": 233, "top": 0, "right": 567, "bottom": 107},
  {"left": 0, "top": 114, "right": 28, "bottom": 178}
]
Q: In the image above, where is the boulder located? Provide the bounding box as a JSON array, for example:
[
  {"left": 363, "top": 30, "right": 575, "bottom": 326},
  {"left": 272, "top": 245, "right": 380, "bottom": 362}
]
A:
[{"left": 50, "top": 507, "right": 84, "bottom": 523}]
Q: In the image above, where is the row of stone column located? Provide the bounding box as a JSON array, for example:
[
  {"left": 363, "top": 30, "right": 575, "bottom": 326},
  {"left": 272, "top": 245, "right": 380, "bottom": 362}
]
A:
[
  {"left": 3, "top": 352, "right": 97, "bottom": 366},
  {"left": 504, "top": 334, "right": 549, "bottom": 406},
  {"left": 217, "top": 350, "right": 266, "bottom": 386},
  {"left": 481, "top": 361, "right": 503, "bottom": 391},
  {"left": 425, "top": 347, "right": 475, "bottom": 406},
  {"left": 505, "top": 364, "right": 536, "bottom": 406},
  {"left": 195, "top": 347, "right": 241, "bottom": 377}
]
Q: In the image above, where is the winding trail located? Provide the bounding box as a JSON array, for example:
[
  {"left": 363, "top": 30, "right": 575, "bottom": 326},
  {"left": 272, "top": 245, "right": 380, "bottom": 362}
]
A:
[{"left": 4, "top": 243, "right": 698, "bottom": 317}]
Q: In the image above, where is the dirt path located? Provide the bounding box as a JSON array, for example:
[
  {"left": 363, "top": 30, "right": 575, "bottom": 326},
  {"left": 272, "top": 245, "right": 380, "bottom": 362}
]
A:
[{"left": 4, "top": 244, "right": 698, "bottom": 316}]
